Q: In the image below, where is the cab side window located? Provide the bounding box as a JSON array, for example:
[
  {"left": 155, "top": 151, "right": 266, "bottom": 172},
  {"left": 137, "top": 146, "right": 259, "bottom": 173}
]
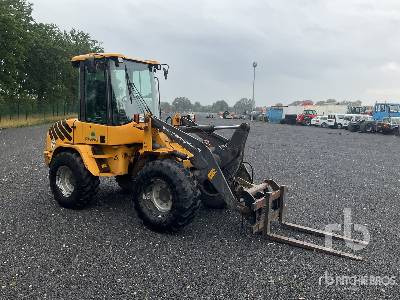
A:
[{"left": 85, "top": 62, "right": 107, "bottom": 124}]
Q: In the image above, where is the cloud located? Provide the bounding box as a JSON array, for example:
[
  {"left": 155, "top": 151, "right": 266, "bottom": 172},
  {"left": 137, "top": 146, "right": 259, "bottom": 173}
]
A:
[
  {"left": 30, "top": 0, "right": 400, "bottom": 106},
  {"left": 366, "top": 88, "right": 400, "bottom": 99},
  {"left": 380, "top": 62, "right": 400, "bottom": 72}
]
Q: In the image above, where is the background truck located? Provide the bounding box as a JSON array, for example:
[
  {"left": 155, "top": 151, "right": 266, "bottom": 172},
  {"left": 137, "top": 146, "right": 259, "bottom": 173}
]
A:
[
  {"left": 296, "top": 109, "right": 317, "bottom": 125},
  {"left": 373, "top": 103, "right": 400, "bottom": 121},
  {"left": 347, "top": 106, "right": 372, "bottom": 115},
  {"left": 354, "top": 103, "right": 400, "bottom": 133}
]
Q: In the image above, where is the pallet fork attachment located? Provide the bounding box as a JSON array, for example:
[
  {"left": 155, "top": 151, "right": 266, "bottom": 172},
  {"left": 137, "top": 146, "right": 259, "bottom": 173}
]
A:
[{"left": 238, "top": 179, "right": 367, "bottom": 260}]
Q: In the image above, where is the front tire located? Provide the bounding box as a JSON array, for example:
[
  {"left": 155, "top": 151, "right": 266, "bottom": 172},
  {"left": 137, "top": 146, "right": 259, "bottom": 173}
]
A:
[
  {"left": 49, "top": 152, "right": 99, "bottom": 209},
  {"left": 133, "top": 159, "right": 200, "bottom": 232}
]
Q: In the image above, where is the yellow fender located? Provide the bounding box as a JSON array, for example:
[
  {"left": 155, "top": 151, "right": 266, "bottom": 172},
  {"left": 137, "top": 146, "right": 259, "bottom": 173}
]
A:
[{"left": 45, "top": 144, "right": 101, "bottom": 176}]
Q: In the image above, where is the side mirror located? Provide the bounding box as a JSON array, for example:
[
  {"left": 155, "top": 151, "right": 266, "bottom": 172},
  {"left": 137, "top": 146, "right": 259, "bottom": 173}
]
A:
[
  {"left": 162, "top": 64, "right": 169, "bottom": 80},
  {"left": 163, "top": 67, "right": 168, "bottom": 80}
]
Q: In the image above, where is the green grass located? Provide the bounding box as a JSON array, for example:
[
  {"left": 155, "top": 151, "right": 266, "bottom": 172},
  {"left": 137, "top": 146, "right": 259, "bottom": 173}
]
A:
[{"left": 0, "top": 114, "right": 77, "bottom": 129}]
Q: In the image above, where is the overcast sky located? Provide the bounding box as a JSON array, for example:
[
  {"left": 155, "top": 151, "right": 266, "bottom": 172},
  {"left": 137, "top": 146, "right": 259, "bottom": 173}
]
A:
[{"left": 30, "top": 0, "right": 400, "bottom": 106}]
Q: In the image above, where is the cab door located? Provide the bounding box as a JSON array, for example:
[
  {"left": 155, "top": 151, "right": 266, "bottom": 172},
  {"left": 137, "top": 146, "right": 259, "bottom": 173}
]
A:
[{"left": 80, "top": 59, "right": 109, "bottom": 145}]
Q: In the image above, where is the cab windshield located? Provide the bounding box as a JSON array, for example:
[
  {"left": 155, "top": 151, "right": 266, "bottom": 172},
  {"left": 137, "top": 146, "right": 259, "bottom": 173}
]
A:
[
  {"left": 109, "top": 60, "right": 159, "bottom": 125},
  {"left": 305, "top": 110, "right": 316, "bottom": 115}
]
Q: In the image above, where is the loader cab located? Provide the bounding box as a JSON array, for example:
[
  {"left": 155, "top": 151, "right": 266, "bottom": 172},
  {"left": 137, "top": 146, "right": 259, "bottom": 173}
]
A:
[{"left": 72, "top": 53, "right": 162, "bottom": 126}]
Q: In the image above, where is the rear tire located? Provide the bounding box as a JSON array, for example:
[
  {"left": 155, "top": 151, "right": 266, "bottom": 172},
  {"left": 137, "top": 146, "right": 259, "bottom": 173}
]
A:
[
  {"left": 133, "top": 159, "right": 200, "bottom": 232},
  {"left": 49, "top": 152, "right": 99, "bottom": 209}
]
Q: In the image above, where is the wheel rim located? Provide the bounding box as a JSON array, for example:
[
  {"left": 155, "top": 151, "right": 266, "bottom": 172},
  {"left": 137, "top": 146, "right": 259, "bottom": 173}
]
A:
[
  {"left": 56, "top": 166, "right": 75, "bottom": 197},
  {"left": 142, "top": 179, "right": 173, "bottom": 213}
]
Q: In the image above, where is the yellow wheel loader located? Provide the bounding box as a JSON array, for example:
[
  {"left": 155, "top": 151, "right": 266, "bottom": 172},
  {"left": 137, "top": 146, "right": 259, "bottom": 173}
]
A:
[{"left": 44, "top": 53, "right": 366, "bottom": 259}]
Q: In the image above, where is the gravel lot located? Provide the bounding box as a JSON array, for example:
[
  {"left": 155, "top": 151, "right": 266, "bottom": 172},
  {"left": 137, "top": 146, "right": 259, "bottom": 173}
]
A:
[{"left": 0, "top": 116, "right": 399, "bottom": 299}]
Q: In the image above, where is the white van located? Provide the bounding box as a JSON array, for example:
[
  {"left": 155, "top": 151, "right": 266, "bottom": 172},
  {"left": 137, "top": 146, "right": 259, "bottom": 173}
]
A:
[
  {"left": 327, "top": 114, "right": 345, "bottom": 128},
  {"left": 311, "top": 115, "right": 325, "bottom": 126},
  {"left": 311, "top": 116, "right": 321, "bottom": 126},
  {"left": 318, "top": 116, "right": 329, "bottom": 128}
]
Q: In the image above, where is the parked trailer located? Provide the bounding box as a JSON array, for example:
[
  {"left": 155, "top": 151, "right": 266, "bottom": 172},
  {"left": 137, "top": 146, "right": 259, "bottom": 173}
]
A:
[
  {"left": 267, "top": 107, "right": 283, "bottom": 123},
  {"left": 282, "top": 104, "right": 348, "bottom": 116}
]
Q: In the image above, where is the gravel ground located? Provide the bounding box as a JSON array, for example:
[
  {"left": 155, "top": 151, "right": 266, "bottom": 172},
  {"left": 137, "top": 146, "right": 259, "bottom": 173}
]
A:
[{"left": 0, "top": 116, "right": 399, "bottom": 299}]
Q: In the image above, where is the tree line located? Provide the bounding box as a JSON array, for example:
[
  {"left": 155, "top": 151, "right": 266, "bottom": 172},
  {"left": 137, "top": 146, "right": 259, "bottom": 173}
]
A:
[
  {"left": 280, "top": 99, "right": 363, "bottom": 107},
  {"left": 161, "top": 97, "right": 255, "bottom": 114},
  {"left": 0, "top": 0, "right": 103, "bottom": 117}
]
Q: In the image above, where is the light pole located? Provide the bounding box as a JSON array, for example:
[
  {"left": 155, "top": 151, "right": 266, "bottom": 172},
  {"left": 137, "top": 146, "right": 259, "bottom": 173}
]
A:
[{"left": 252, "top": 61, "right": 257, "bottom": 104}]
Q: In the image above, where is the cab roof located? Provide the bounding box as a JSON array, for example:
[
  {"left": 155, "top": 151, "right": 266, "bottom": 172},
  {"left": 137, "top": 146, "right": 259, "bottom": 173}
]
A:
[{"left": 71, "top": 53, "right": 160, "bottom": 65}]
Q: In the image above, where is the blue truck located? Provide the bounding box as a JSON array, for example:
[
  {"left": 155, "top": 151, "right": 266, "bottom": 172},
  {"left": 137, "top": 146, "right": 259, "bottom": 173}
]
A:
[
  {"left": 353, "top": 102, "right": 400, "bottom": 133},
  {"left": 373, "top": 103, "right": 400, "bottom": 121}
]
